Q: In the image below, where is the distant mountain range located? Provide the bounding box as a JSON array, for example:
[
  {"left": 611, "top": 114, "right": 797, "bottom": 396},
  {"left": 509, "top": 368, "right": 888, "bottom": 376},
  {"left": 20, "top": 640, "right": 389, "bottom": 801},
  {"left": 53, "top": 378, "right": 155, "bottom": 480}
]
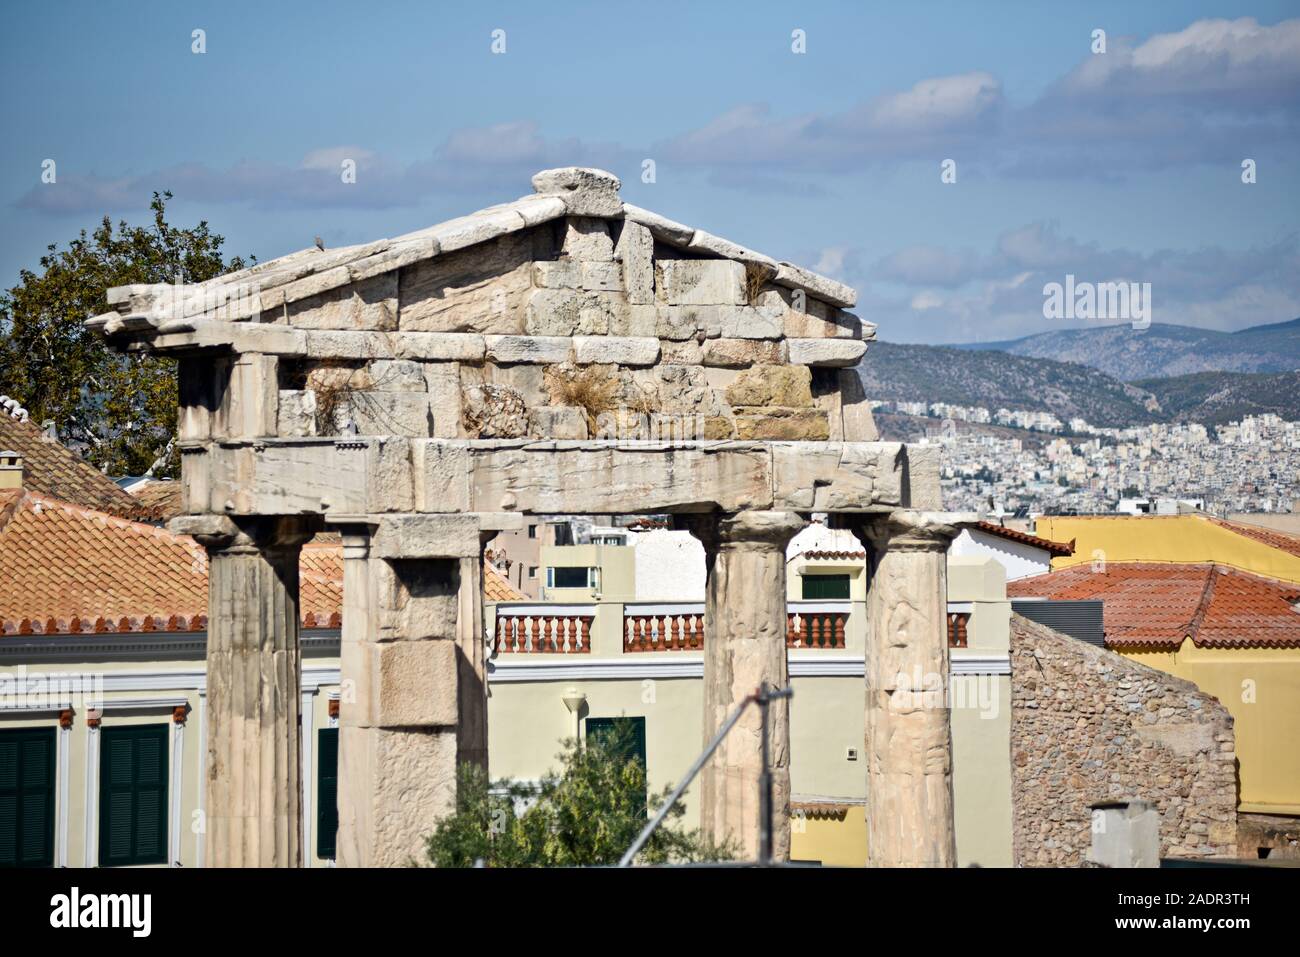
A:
[
  {"left": 860, "top": 336, "right": 1300, "bottom": 430},
  {"left": 952, "top": 318, "right": 1300, "bottom": 382}
]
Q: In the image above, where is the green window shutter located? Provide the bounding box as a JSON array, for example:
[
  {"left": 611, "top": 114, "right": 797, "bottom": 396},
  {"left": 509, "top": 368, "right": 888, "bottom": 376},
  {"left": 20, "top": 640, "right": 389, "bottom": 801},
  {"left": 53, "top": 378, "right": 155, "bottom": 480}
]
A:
[
  {"left": 317, "top": 728, "right": 339, "bottom": 859},
  {"left": 801, "top": 574, "right": 850, "bottom": 600},
  {"left": 99, "top": 725, "right": 168, "bottom": 867},
  {"left": 0, "top": 728, "right": 56, "bottom": 868},
  {"left": 585, "top": 717, "right": 647, "bottom": 768}
]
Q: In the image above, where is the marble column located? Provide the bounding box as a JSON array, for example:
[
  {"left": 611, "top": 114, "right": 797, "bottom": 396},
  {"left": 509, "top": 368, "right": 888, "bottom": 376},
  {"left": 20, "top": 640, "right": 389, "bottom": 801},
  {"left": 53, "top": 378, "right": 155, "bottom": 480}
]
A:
[
  {"left": 851, "top": 510, "right": 963, "bottom": 867},
  {"left": 194, "top": 515, "right": 315, "bottom": 867},
  {"left": 687, "top": 510, "right": 803, "bottom": 861},
  {"left": 453, "top": 532, "right": 494, "bottom": 771}
]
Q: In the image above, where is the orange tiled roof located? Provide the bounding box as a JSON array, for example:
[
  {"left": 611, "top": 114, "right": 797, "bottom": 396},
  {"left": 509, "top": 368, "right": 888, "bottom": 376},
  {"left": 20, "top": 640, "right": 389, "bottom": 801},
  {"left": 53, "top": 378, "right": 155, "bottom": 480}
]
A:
[
  {"left": 1008, "top": 561, "right": 1300, "bottom": 650},
  {"left": 127, "top": 479, "right": 184, "bottom": 520},
  {"left": 975, "top": 521, "right": 1074, "bottom": 557},
  {"left": 797, "top": 549, "right": 866, "bottom": 561},
  {"left": 0, "top": 489, "right": 341, "bottom": 635},
  {"left": 484, "top": 564, "right": 527, "bottom": 601},
  {"left": 0, "top": 414, "right": 163, "bottom": 520},
  {"left": 1208, "top": 517, "right": 1300, "bottom": 560}
]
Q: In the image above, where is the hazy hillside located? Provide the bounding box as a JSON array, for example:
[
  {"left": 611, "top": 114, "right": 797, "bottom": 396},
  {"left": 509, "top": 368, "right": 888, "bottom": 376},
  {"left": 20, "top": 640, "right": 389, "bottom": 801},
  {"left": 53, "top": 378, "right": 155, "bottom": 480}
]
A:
[
  {"left": 954, "top": 318, "right": 1300, "bottom": 381},
  {"left": 859, "top": 341, "right": 1161, "bottom": 429},
  {"left": 1134, "top": 370, "right": 1300, "bottom": 426}
]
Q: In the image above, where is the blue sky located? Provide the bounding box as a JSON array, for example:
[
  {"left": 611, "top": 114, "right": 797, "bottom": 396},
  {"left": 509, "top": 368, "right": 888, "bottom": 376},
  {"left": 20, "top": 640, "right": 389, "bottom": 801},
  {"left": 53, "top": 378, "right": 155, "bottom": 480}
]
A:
[{"left": 2, "top": 0, "right": 1297, "bottom": 342}]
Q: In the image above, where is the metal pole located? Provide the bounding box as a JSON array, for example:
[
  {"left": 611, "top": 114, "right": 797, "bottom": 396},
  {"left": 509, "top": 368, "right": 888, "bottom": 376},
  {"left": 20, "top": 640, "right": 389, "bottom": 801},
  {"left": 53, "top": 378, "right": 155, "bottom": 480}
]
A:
[{"left": 758, "top": 683, "right": 772, "bottom": 865}]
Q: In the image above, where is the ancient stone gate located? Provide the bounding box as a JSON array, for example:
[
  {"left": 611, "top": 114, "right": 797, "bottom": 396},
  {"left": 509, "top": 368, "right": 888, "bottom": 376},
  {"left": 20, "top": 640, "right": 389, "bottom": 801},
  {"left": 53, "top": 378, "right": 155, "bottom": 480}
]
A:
[{"left": 93, "top": 168, "right": 970, "bottom": 866}]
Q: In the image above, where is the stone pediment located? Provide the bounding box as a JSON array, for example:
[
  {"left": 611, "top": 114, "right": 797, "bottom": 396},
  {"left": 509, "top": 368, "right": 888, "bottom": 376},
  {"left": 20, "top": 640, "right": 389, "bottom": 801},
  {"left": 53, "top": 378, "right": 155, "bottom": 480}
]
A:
[{"left": 89, "top": 167, "right": 880, "bottom": 444}]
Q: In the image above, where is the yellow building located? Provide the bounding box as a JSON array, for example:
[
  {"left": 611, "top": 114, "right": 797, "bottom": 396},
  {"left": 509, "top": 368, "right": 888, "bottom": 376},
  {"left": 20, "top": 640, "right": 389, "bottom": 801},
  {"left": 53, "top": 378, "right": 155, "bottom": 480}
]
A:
[{"left": 1015, "top": 512, "right": 1300, "bottom": 841}]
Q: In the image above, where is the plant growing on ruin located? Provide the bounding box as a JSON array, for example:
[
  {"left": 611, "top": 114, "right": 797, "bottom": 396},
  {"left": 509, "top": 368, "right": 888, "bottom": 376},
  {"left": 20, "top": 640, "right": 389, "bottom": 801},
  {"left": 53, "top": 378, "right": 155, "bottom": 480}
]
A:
[
  {"left": 545, "top": 363, "right": 622, "bottom": 432},
  {"left": 424, "top": 730, "right": 734, "bottom": 867}
]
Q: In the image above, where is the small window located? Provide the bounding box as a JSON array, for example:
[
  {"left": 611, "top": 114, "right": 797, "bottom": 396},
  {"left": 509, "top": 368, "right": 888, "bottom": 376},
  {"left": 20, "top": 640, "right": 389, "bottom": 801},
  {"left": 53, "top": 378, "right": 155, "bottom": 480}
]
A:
[
  {"left": 947, "top": 612, "right": 970, "bottom": 649},
  {"left": 317, "top": 728, "right": 338, "bottom": 860},
  {"left": 586, "top": 717, "right": 647, "bottom": 770},
  {"left": 0, "top": 727, "right": 56, "bottom": 867},
  {"left": 551, "top": 567, "right": 590, "bottom": 589},
  {"left": 527, "top": 524, "right": 537, "bottom": 539},
  {"left": 99, "top": 724, "right": 169, "bottom": 867},
  {"left": 528, "top": 566, "right": 538, "bottom": 579},
  {"left": 802, "top": 574, "right": 850, "bottom": 600}
]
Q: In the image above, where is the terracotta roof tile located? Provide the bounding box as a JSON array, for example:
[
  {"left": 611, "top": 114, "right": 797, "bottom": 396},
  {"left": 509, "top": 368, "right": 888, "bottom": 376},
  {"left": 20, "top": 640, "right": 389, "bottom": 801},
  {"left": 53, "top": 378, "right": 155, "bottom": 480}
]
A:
[
  {"left": 127, "top": 480, "right": 184, "bottom": 520},
  {"left": 484, "top": 565, "right": 527, "bottom": 602},
  {"left": 0, "top": 414, "right": 165, "bottom": 520},
  {"left": 976, "top": 521, "right": 1074, "bottom": 557},
  {"left": 0, "top": 489, "right": 341, "bottom": 635},
  {"left": 1008, "top": 561, "right": 1300, "bottom": 650}
]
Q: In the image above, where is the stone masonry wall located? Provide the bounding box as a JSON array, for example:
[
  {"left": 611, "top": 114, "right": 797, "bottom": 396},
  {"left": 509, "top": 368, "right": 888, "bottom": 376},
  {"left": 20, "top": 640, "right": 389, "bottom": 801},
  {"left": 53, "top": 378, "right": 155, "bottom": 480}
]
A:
[
  {"left": 268, "top": 217, "right": 873, "bottom": 444},
  {"left": 1009, "top": 614, "right": 1237, "bottom": 865}
]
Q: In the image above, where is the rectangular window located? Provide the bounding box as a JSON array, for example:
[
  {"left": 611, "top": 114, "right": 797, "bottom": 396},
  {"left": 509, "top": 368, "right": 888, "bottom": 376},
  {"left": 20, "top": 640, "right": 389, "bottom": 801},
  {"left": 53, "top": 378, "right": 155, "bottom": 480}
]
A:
[
  {"left": 527, "top": 524, "right": 537, "bottom": 539},
  {"left": 528, "top": 566, "right": 537, "bottom": 579},
  {"left": 947, "top": 612, "right": 970, "bottom": 649},
  {"left": 99, "top": 724, "right": 168, "bottom": 867},
  {"left": 551, "top": 566, "right": 590, "bottom": 589},
  {"left": 801, "top": 574, "right": 850, "bottom": 600},
  {"left": 0, "top": 727, "right": 56, "bottom": 868},
  {"left": 585, "top": 717, "right": 647, "bottom": 770},
  {"left": 317, "top": 728, "right": 338, "bottom": 860}
]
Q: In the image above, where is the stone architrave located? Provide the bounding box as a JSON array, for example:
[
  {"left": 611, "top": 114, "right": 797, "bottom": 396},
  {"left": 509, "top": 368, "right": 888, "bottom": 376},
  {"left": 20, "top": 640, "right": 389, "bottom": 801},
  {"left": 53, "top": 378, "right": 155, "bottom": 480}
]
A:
[
  {"left": 180, "top": 514, "right": 317, "bottom": 868},
  {"left": 688, "top": 510, "right": 804, "bottom": 861},
  {"left": 850, "top": 510, "right": 967, "bottom": 867}
]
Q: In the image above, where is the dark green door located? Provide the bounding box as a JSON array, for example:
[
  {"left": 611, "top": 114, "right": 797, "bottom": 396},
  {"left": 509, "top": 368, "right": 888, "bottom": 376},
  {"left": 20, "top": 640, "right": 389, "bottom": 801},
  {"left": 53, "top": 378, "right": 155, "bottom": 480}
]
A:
[
  {"left": 99, "top": 725, "right": 168, "bottom": 866},
  {"left": 317, "top": 727, "right": 338, "bottom": 859},
  {"left": 0, "top": 728, "right": 56, "bottom": 868}
]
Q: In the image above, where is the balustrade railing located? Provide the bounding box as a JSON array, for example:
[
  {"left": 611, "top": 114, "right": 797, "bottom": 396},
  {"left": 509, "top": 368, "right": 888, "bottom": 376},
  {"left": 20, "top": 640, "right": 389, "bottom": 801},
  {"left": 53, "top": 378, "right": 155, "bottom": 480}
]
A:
[
  {"left": 623, "top": 604, "right": 706, "bottom": 652},
  {"left": 494, "top": 605, "right": 593, "bottom": 653}
]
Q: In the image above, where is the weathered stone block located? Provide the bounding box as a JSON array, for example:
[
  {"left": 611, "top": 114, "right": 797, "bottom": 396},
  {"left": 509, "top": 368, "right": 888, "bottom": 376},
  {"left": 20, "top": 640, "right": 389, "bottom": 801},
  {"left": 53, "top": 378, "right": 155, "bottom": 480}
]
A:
[
  {"left": 561, "top": 217, "right": 615, "bottom": 261},
  {"left": 484, "top": 334, "right": 573, "bottom": 364},
  {"left": 287, "top": 273, "right": 397, "bottom": 330},
  {"left": 771, "top": 441, "right": 906, "bottom": 510},
  {"left": 366, "top": 436, "right": 415, "bottom": 512},
  {"left": 615, "top": 220, "right": 654, "bottom": 304},
  {"left": 621, "top": 203, "right": 695, "bottom": 247},
  {"left": 305, "top": 330, "right": 395, "bottom": 360},
  {"left": 788, "top": 337, "right": 868, "bottom": 367},
  {"left": 278, "top": 389, "right": 317, "bottom": 437},
  {"left": 336, "top": 391, "right": 431, "bottom": 437},
  {"left": 581, "top": 260, "right": 623, "bottom": 292},
  {"left": 733, "top": 407, "right": 829, "bottom": 440},
  {"left": 373, "top": 514, "right": 484, "bottom": 559},
  {"left": 701, "top": 338, "right": 786, "bottom": 367},
  {"left": 423, "top": 362, "right": 462, "bottom": 439},
  {"left": 660, "top": 259, "right": 746, "bottom": 306},
  {"left": 533, "top": 260, "right": 581, "bottom": 289},
  {"left": 368, "top": 359, "right": 428, "bottom": 392},
  {"left": 375, "top": 557, "right": 460, "bottom": 640},
  {"left": 839, "top": 368, "right": 879, "bottom": 441},
  {"left": 609, "top": 303, "right": 658, "bottom": 338},
  {"left": 530, "top": 405, "right": 589, "bottom": 440},
  {"left": 725, "top": 364, "right": 813, "bottom": 408},
  {"left": 393, "top": 332, "right": 486, "bottom": 362},
  {"left": 573, "top": 336, "right": 660, "bottom": 366},
  {"left": 399, "top": 231, "right": 537, "bottom": 334},
  {"left": 373, "top": 640, "right": 459, "bottom": 728},
  {"left": 659, "top": 338, "right": 703, "bottom": 364},
  {"left": 415, "top": 441, "right": 471, "bottom": 512},
  {"left": 532, "top": 167, "right": 624, "bottom": 217},
  {"left": 523, "top": 289, "right": 615, "bottom": 337},
  {"left": 717, "top": 304, "right": 783, "bottom": 340}
]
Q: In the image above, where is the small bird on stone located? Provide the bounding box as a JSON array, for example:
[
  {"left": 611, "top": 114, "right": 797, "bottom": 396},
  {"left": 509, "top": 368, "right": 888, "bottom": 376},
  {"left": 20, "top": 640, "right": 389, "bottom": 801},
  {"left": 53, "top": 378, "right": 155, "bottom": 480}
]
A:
[{"left": 314, "top": 236, "right": 325, "bottom": 251}]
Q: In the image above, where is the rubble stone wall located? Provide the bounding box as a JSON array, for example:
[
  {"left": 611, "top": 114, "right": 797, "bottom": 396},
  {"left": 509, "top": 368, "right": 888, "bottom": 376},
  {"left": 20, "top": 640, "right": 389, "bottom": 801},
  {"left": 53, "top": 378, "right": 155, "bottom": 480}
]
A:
[{"left": 1009, "top": 614, "right": 1238, "bottom": 865}]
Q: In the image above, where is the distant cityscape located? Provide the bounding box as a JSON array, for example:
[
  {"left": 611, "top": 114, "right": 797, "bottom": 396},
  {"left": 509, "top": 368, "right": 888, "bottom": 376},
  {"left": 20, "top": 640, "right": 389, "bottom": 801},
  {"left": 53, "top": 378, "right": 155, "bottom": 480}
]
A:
[{"left": 874, "top": 401, "right": 1300, "bottom": 516}]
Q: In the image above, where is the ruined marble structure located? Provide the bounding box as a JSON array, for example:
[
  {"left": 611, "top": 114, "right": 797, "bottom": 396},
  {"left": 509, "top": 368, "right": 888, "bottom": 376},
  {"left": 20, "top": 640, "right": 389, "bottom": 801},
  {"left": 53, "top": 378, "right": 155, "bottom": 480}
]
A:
[{"left": 91, "top": 168, "right": 973, "bottom": 866}]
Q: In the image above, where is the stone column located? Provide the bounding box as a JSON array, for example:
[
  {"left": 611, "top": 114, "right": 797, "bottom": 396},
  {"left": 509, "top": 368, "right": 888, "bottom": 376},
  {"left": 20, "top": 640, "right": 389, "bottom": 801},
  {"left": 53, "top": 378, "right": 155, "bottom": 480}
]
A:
[
  {"left": 687, "top": 510, "right": 803, "bottom": 861},
  {"left": 335, "top": 515, "right": 474, "bottom": 867},
  {"left": 185, "top": 514, "right": 315, "bottom": 868},
  {"left": 850, "top": 510, "right": 963, "bottom": 867}
]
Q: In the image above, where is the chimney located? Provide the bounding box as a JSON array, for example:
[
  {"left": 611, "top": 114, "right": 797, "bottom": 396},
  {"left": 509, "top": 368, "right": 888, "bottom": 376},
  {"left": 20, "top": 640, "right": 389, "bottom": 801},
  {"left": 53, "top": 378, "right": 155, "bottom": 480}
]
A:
[{"left": 0, "top": 450, "right": 22, "bottom": 490}]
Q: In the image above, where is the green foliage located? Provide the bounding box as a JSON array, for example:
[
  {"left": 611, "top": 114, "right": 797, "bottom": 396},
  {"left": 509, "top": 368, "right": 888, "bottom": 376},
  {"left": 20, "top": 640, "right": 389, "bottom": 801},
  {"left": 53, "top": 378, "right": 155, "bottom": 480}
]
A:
[
  {"left": 425, "top": 731, "right": 734, "bottom": 867},
  {"left": 0, "top": 193, "right": 250, "bottom": 477}
]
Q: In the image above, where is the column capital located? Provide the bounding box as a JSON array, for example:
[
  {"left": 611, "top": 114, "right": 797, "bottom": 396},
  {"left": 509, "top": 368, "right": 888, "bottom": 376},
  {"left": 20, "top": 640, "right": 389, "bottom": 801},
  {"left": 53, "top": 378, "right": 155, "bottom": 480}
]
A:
[
  {"left": 677, "top": 510, "right": 805, "bottom": 554},
  {"left": 170, "top": 513, "right": 317, "bottom": 552},
  {"left": 849, "top": 509, "right": 977, "bottom": 553}
]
